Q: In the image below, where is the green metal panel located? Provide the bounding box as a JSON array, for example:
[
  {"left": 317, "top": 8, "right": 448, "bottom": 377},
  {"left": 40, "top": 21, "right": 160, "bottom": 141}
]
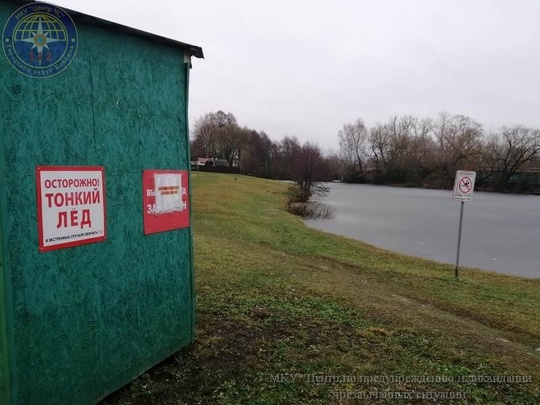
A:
[{"left": 0, "top": 2, "right": 195, "bottom": 404}]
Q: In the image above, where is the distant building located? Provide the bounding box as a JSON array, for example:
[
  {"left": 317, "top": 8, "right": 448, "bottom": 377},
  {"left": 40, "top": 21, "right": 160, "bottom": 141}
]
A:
[
  {"left": 213, "top": 159, "right": 230, "bottom": 167},
  {"left": 193, "top": 157, "right": 230, "bottom": 167},
  {"left": 197, "top": 157, "right": 214, "bottom": 166}
]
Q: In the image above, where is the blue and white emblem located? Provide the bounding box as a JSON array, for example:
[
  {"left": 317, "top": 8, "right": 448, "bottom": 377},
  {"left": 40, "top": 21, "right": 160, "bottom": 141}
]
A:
[{"left": 2, "top": 2, "right": 78, "bottom": 78}]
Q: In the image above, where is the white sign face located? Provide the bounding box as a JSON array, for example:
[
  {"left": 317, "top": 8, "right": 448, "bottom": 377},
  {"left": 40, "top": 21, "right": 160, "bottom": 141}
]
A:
[
  {"left": 154, "top": 173, "right": 183, "bottom": 213},
  {"left": 36, "top": 166, "right": 106, "bottom": 252},
  {"left": 452, "top": 170, "right": 476, "bottom": 201}
]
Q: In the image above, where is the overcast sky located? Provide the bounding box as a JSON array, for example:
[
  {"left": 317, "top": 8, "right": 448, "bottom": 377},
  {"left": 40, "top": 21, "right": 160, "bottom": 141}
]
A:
[{"left": 51, "top": 0, "right": 540, "bottom": 150}]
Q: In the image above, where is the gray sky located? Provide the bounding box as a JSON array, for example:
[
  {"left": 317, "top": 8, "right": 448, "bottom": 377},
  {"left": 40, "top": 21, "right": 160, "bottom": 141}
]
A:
[{"left": 52, "top": 0, "right": 540, "bottom": 150}]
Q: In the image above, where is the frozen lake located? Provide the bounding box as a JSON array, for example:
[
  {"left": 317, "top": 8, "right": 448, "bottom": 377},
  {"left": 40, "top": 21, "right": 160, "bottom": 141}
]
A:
[{"left": 305, "top": 183, "right": 540, "bottom": 278}]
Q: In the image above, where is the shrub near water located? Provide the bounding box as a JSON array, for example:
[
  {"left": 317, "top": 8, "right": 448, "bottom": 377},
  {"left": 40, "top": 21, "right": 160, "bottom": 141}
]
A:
[
  {"left": 286, "top": 201, "right": 335, "bottom": 219},
  {"left": 286, "top": 183, "right": 335, "bottom": 219}
]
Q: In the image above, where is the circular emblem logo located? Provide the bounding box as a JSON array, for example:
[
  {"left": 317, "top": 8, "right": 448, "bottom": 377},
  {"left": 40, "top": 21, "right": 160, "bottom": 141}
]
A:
[{"left": 2, "top": 2, "right": 78, "bottom": 78}]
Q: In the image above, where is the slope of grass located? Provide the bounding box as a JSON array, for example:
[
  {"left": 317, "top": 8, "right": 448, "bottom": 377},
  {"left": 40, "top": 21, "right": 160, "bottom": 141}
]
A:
[{"left": 103, "top": 173, "right": 540, "bottom": 404}]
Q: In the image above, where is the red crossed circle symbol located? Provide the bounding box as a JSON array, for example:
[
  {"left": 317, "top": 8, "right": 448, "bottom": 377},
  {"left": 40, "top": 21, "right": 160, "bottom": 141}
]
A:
[{"left": 459, "top": 177, "right": 472, "bottom": 193}]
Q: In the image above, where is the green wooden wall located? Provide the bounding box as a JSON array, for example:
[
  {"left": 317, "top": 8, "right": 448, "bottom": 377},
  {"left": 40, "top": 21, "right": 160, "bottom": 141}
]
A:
[{"left": 0, "top": 2, "right": 194, "bottom": 404}]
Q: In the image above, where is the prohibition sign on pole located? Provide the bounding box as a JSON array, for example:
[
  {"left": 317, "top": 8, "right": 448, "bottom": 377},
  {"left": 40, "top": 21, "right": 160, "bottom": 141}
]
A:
[{"left": 452, "top": 170, "right": 476, "bottom": 202}]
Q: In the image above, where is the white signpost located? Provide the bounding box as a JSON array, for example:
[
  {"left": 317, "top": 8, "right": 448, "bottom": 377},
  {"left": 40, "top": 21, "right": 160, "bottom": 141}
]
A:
[{"left": 452, "top": 170, "right": 476, "bottom": 278}]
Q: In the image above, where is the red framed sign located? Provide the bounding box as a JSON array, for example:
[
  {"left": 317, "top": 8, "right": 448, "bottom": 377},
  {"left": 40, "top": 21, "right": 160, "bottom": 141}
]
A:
[
  {"left": 143, "top": 170, "right": 189, "bottom": 235},
  {"left": 36, "top": 166, "right": 107, "bottom": 252}
]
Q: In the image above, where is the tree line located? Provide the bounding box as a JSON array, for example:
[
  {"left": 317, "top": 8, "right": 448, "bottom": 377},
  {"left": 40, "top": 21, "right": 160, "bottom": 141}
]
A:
[
  {"left": 190, "top": 110, "right": 332, "bottom": 202},
  {"left": 338, "top": 113, "right": 540, "bottom": 192},
  {"left": 191, "top": 110, "right": 540, "bottom": 195}
]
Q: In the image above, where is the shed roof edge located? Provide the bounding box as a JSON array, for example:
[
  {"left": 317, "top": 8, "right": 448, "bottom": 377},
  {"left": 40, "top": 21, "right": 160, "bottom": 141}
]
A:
[{"left": 4, "top": 0, "right": 204, "bottom": 58}]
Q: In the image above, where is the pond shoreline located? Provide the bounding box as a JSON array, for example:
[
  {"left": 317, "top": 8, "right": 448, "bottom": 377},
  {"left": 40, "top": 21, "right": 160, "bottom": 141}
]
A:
[{"left": 306, "top": 183, "right": 540, "bottom": 279}]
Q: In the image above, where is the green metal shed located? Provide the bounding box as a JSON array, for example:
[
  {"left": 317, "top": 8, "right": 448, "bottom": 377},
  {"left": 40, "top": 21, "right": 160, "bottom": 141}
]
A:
[{"left": 0, "top": 1, "right": 203, "bottom": 403}]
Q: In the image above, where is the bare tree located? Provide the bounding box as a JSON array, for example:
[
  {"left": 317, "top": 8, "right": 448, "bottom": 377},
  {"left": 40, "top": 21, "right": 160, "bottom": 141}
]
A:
[
  {"left": 277, "top": 136, "right": 301, "bottom": 179},
  {"left": 190, "top": 110, "right": 245, "bottom": 167},
  {"left": 191, "top": 113, "right": 218, "bottom": 158},
  {"left": 368, "top": 115, "right": 417, "bottom": 182},
  {"left": 216, "top": 125, "right": 248, "bottom": 167},
  {"left": 291, "top": 142, "right": 329, "bottom": 202},
  {"left": 431, "top": 113, "right": 483, "bottom": 187},
  {"left": 405, "top": 118, "right": 437, "bottom": 182},
  {"left": 324, "top": 149, "right": 346, "bottom": 181},
  {"left": 483, "top": 126, "right": 540, "bottom": 191},
  {"left": 338, "top": 119, "right": 368, "bottom": 176},
  {"left": 241, "top": 130, "right": 275, "bottom": 177},
  {"left": 211, "top": 110, "right": 238, "bottom": 127},
  {"left": 369, "top": 123, "right": 389, "bottom": 178}
]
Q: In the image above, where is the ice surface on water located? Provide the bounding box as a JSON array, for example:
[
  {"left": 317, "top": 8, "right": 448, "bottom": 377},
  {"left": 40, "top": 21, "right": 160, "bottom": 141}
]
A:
[{"left": 306, "top": 184, "right": 540, "bottom": 278}]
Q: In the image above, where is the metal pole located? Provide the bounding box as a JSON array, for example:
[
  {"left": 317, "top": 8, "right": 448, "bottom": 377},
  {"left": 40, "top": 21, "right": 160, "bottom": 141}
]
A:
[{"left": 455, "top": 201, "right": 465, "bottom": 278}]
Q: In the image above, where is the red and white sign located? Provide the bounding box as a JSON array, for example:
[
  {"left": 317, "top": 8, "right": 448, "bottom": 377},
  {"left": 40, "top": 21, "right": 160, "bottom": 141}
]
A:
[
  {"left": 452, "top": 170, "right": 476, "bottom": 201},
  {"left": 36, "top": 166, "right": 107, "bottom": 252},
  {"left": 143, "top": 170, "right": 189, "bottom": 235}
]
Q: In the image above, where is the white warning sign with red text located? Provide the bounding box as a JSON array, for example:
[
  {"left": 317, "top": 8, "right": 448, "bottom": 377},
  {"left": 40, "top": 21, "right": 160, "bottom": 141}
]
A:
[
  {"left": 36, "top": 166, "right": 106, "bottom": 252},
  {"left": 143, "top": 170, "right": 189, "bottom": 235},
  {"left": 452, "top": 170, "right": 476, "bottom": 202}
]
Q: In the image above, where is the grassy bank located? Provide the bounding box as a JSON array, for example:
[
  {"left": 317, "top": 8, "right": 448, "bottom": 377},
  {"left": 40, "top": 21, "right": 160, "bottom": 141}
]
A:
[{"left": 104, "top": 173, "right": 540, "bottom": 404}]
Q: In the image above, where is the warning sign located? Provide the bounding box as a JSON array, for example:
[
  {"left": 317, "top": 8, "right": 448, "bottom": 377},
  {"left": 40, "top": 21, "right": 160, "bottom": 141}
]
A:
[
  {"left": 143, "top": 170, "right": 189, "bottom": 235},
  {"left": 452, "top": 170, "right": 476, "bottom": 201},
  {"left": 36, "top": 166, "right": 106, "bottom": 252}
]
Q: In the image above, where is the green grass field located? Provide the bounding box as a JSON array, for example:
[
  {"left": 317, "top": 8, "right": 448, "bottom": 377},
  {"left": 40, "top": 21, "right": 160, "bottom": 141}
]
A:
[{"left": 104, "top": 173, "right": 540, "bottom": 404}]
